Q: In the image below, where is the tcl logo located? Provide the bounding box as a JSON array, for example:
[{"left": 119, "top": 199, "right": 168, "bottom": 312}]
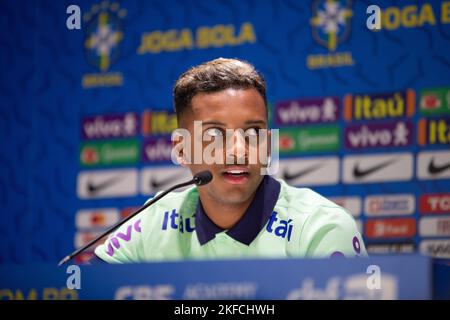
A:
[
  {"left": 365, "top": 218, "right": 416, "bottom": 238},
  {"left": 420, "top": 193, "right": 450, "bottom": 214}
]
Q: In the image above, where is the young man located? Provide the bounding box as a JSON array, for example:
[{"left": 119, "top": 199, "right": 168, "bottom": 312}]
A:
[{"left": 94, "top": 58, "right": 367, "bottom": 263}]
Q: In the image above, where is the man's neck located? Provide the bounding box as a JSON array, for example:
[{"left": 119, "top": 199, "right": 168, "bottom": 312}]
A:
[{"left": 199, "top": 192, "right": 257, "bottom": 230}]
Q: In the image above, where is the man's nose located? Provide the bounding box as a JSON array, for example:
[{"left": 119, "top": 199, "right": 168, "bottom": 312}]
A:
[{"left": 226, "top": 130, "right": 247, "bottom": 163}]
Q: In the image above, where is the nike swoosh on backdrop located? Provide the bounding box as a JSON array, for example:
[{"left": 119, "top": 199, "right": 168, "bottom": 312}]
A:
[
  {"left": 150, "top": 172, "right": 184, "bottom": 189},
  {"left": 87, "top": 176, "right": 123, "bottom": 194},
  {"left": 282, "top": 163, "right": 323, "bottom": 181},
  {"left": 352, "top": 159, "right": 397, "bottom": 179},
  {"left": 428, "top": 158, "right": 450, "bottom": 175}
]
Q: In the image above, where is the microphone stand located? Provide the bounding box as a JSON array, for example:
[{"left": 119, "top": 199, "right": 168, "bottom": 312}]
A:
[{"left": 58, "top": 172, "right": 211, "bottom": 266}]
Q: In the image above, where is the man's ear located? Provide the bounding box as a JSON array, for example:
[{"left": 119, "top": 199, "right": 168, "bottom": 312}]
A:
[
  {"left": 266, "top": 129, "right": 272, "bottom": 167},
  {"left": 172, "top": 136, "right": 186, "bottom": 167}
]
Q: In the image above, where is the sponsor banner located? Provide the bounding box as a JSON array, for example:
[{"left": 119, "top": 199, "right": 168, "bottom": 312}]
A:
[
  {"left": 274, "top": 97, "right": 339, "bottom": 125},
  {"left": 417, "top": 150, "right": 450, "bottom": 180},
  {"left": 76, "top": 208, "right": 121, "bottom": 230},
  {"left": 343, "top": 153, "right": 413, "bottom": 184},
  {"left": 365, "top": 218, "right": 416, "bottom": 239},
  {"left": 142, "top": 136, "right": 173, "bottom": 163},
  {"left": 80, "top": 139, "right": 139, "bottom": 167},
  {"left": 74, "top": 231, "right": 106, "bottom": 250},
  {"left": 276, "top": 157, "right": 339, "bottom": 186},
  {"left": 419, "top": 217, "right": 450, "bottom": 237},
  {"left": 121, "top": 207, "right": 141, "bottom": 219},
  {"left": 279, "top": 125, "right": 340, "bottom": 154},
  {"left": 419, "top": 87, "right": 450, "bottom": 117},
  {"left": 140, "top": 166, "right": 193, "bottom": 195},
  {"left": 81, "top": 112, "right": 139, "bottom": 140},
  {"left": 366, "top": 243, "right": 415, "bottom": 255},
  {"left": 364, "top": 194, "right": 415, "bottom": 217},
  {"left": 328, "top": 196, "right": 362, "bottom": 217},
  {"left": 417, "top": 117, "right": 450, "bottom": 146},
  {"left": 74, "top": 252, "right": 96, "bottom": 265},
  {"left": 420, "top": 193, "right": 450, "bottom": 214},
  {"left": 419, "top": 239, "right": 450, "bottom": 259},
  {"left": 77, "top": 169, "right": 138, "bottom": 199},
  {"left": 343, "top": 89, "right": 415, "bottom": 122},
  {"left": 141, "top": 110, "right": 178, "bottom": 136},
  {"left": 344, "top": 120, "right": 413, "bottom": 149}
]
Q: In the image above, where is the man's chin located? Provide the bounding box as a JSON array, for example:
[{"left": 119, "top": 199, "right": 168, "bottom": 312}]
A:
[
  {"left": 217, "top": 195, "right": 253, "bottom": 206},
  {"left": 211, "top": 186, "right": 254, "bottom": 204},
  {"left": 221, "top": 182, "right": 253, "bottom": 194}
]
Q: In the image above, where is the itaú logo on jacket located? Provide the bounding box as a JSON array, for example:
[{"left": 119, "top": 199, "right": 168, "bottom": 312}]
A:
[
  {"left": 161, "top": 209, "right": 195, "bottom": 234},
  {"left": 266, "top": 212, "right": 294, "bottom": 242},
  {"left": 159, "top": 209, "right": 294, "bottom": 241}
]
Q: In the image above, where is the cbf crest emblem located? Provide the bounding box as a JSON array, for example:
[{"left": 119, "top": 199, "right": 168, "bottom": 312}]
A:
[
  {"left": 82, "top": 1, "right": 127, "bottom": 88},
  {"left": 310, "top": 0, "right": 353, "bottom": 52}
]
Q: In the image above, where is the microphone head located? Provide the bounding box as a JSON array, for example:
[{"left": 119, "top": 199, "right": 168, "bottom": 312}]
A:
[{"left": 193, "top": 170, "right": 213, "bottom": 186}]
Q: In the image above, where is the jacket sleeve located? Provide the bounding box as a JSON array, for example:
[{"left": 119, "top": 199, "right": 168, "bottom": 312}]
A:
[
  {"left": 94, "top": 213, "right": 144, "bottom": 263},
  {"left": 300, "top": 205, "right": 368, "bottom": 258}
]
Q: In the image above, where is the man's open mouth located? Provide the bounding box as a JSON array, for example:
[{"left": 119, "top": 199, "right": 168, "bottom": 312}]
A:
[
  {"left": 224, "top": 169, "right": 248, "bottom": 175},
  {"left": 222, "top": 168, "right": 250, "bottom": 184}
]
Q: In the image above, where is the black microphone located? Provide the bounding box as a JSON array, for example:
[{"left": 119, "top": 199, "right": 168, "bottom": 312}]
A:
[
  {"left": 58, "top": 170, "right": 213, "bottom": 266},
  {"left": 193, "top": 170, "right": 213, "bottom": 186}
]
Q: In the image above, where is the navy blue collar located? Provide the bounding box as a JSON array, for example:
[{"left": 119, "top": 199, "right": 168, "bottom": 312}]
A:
[{"left": 195, "top": 175, "right": 281, "bottom": 246}]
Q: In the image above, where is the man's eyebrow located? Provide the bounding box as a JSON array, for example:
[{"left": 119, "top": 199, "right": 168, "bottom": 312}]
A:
[
  {"left": 201, "top": 120, "right": 267, "bottom": 126},
  {"left": 245, "top": 120, "right": 267, "bottom": 126},
  {"left": 201, "top": 121, "right": 226, "bottom": 126}
]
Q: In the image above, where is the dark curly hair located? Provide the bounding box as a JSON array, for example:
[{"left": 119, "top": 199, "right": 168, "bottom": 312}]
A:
[{"left": 173, "top": 58, "right": 267, "bottom": 123}]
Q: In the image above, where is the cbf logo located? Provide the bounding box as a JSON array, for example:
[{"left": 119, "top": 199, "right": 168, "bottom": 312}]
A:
[
  {"left": 307, "top": 0, "right": 354, "bottom": 69},
  {"left": 310, "top": 0, "right": 352, "bottom": 51},
  {"left": 82, "top": 1, "right": 127, "bottom": 88}
]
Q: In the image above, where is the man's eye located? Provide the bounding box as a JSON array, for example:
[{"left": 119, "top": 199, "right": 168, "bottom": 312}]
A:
[
  {"left": 245, "top": 128, "right": 259, "bottom": 136},
  {"left": 205, "top": 128, "right": 223, "bottom": 137}
]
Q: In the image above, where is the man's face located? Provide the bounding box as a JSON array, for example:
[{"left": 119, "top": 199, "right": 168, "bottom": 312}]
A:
[{"left": 178, "top": 88, "right": 268, "bottom": 206}]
